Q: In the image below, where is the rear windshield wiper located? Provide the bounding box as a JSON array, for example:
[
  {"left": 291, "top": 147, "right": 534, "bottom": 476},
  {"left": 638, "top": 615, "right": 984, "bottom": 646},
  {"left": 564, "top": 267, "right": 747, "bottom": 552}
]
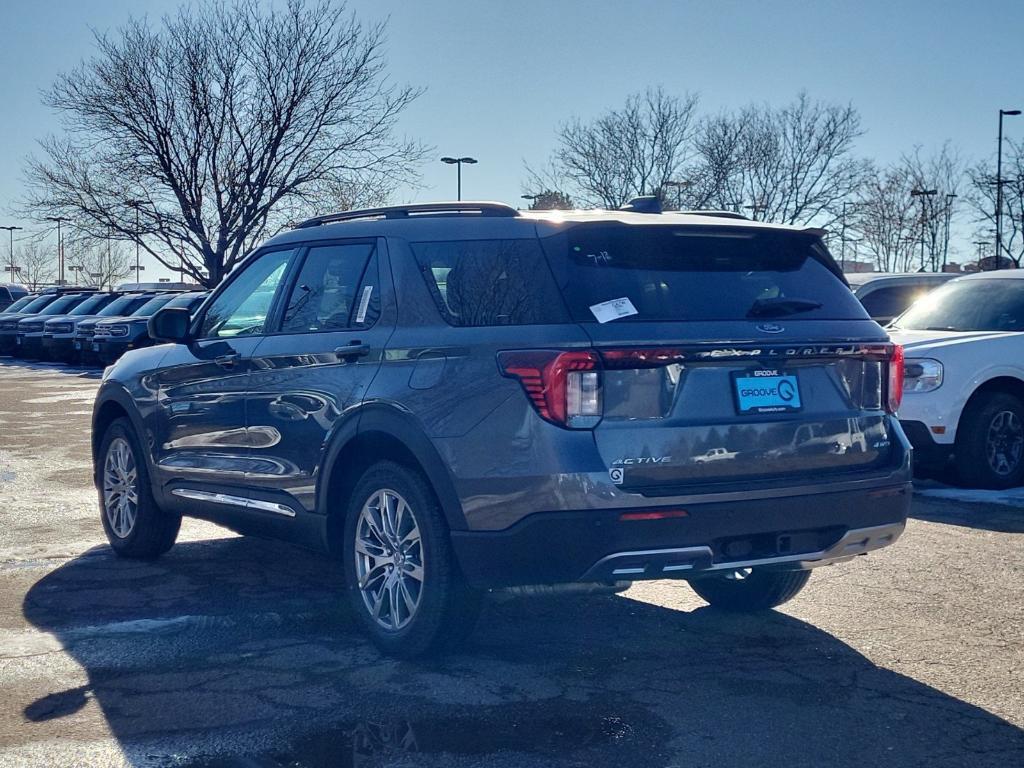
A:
[{"left": 746, "top": 297, "right": 823, "bottom": 318}]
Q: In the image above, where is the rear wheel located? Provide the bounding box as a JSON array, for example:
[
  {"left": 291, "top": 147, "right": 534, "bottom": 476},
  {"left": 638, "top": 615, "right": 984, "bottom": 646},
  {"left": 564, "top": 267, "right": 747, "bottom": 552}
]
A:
[
  {"left": 689, "top": 568, "right": 811, "bottom": 611},
  {"left": 342, "top": 461, "right": 482, "bottom": 657},
  {"left": 954, "top": 392, "right": 1024, "bottom": 489},
  {"left": 98, "top": 418, "right": 180, "bottom": 558}
]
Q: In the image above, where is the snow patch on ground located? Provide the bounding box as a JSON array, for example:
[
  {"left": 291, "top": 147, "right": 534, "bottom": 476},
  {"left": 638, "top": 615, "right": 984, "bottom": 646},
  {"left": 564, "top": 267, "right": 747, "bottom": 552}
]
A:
[{"left": 917, "top": 485, "right": 1024, "bottom": 508}]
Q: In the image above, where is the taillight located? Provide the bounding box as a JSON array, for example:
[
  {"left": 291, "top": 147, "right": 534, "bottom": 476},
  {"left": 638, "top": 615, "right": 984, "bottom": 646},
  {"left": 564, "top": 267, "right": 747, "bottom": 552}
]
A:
[
  {"left": 497, "top": 350, "right": 602, "bottom": 428},
  {"left": 887, "top": 344, "right": 904, "bottom": 413}
]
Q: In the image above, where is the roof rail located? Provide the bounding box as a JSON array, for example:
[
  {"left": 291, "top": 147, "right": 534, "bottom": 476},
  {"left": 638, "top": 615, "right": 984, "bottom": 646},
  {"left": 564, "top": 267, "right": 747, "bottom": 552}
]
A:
[
  {"left": 294, "top": 201, "right": 520, "bottom": 229},
  {"left": 676, "top": 210, "right": 749, "bottom": 221}
]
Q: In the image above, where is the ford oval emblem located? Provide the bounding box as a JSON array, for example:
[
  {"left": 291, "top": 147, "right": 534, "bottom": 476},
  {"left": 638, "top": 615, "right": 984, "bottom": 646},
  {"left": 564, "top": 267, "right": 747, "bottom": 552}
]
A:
[{"left": 756, "top": 323, "right": 785, "bottom": 334}]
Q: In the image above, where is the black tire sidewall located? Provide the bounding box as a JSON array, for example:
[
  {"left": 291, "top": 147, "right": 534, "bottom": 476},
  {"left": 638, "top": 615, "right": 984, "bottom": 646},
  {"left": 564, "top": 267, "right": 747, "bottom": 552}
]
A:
[
  {"left": 690, "top": 568, "right": 811, "bottom": 611},
  {"left": 341, "top": 461, "right": 463, "bottom": 657},
  {"left": 97, "top": 417, "right": 179, "bottom": 558},
  {"left": 956, "top": 392, "right": 1024, "bottom": 489}
]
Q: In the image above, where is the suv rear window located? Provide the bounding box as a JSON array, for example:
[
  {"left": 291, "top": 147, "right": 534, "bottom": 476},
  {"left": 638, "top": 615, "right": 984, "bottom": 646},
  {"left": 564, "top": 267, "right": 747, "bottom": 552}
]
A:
[
  {"left": 541, "top": 224, "right": 866, "bottom": 323},
  {"left": 412, "top": 239, "right": 569, "bottom": 326}
]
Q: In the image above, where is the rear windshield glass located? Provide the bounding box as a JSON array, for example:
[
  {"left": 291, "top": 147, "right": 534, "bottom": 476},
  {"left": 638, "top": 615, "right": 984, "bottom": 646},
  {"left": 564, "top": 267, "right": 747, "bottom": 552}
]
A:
[
  {"left": 540, "top": 224, "right": 866, "bottom": 322},
  {"left": 894, "top": 278, "right": 1024, "bottom": 332}
]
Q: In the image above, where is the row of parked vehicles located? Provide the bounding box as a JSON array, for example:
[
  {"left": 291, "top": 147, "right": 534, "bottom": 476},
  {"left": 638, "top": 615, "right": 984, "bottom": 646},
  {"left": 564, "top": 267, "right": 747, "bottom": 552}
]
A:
[{"left": 0, "top": 284, "right": 207, "bottom": 366}]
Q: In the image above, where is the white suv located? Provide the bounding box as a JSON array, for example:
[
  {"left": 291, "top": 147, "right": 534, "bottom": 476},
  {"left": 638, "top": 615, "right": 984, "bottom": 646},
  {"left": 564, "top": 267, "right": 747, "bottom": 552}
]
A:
[{"left": 889, "top": 270, "right": 1024, "bottom": 488}]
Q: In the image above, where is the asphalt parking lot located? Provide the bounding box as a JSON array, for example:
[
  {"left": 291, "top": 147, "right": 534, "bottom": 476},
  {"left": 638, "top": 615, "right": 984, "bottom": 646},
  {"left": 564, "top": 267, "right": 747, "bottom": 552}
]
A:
[{"left": 0, "top": 359, "right": 1022, "bottom": 768}]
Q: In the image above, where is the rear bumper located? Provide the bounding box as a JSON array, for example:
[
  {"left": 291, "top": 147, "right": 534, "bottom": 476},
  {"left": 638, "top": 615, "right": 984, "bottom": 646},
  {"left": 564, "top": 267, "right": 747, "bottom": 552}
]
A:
[{"left": 450, "top": 482, "right": 911, "bottom": 588}]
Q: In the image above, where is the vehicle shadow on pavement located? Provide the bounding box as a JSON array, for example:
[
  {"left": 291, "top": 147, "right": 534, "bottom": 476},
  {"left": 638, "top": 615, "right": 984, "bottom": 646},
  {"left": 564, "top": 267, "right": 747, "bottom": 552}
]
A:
[
  {"left": 0, "top": 358, "right": 102, "bottom": 378},
  {"left": 21, "top": 536, "right": 1024, "bottom": 768},
  {"left": 911, "top": 496, "right": 1024, "bottom": 534}
]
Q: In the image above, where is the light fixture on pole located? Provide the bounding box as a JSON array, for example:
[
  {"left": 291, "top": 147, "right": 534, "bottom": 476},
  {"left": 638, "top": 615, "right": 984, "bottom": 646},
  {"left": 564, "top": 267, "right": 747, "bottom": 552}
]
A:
[
  {"left": 440, "top": 157, "right": 477, "bottom": 201},
  {"left": 910, "top": 189, "right": 937, "bottom": 271},
  {"left": 0, "top": 225, "right": 22, "bottom": 283},
  {"left": 995, "top": 109, "right": 1021, "bottom": 271}
]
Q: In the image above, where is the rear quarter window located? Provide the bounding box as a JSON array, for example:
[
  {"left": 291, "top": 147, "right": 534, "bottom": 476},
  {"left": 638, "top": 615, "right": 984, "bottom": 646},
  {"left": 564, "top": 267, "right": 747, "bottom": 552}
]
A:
[{"left": 411, "top": 239, "right": 569, "bottom": 326}]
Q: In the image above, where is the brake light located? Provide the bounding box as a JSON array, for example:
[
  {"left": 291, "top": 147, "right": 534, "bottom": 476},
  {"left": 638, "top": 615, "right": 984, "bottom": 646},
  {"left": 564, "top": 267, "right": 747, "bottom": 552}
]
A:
[
  {"left": 887, "top": 344, "right": 904, "bottom": 413},
  {"left": 497, "top": 350, "right": 602, "bottom": 428}
]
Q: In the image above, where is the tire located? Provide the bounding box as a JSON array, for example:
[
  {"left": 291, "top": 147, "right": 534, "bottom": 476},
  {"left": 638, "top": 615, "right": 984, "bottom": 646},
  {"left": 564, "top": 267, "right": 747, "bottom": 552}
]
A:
[
  {"left": 97, "top": 417, "right": 180, "bottom": 559},
  {"left": 342, "top": 460, "right": 482, "bottom": 658},
  {"left": 954, "top": 391, "right": 1024, "bottom": 489},
  {"left": 689, "top": 568, "right": 811, "bottom": 612}
]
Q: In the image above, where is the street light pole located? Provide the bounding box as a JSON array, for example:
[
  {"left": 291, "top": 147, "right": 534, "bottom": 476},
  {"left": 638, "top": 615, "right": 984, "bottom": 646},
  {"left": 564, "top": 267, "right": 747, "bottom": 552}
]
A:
[
  {"left": 942, "top": 193, "right": 957, "bottom": 272},
  {"left": 45, "top": 217, "right": 65, "bottom": 285},
  {"left": 126, "top": 199, "right": 145, "bottom": 281},
  {"left": 0, "top": 226, "right": 22, "bottom": 283},
  {"left": 996, "top": 109, "right": 1021, "bottom": 271},
  {"left": 840, "top": 201, "right": 854, "bottom": 272},
  {"left": 440, "top": 157, "right": 477, "bottom": 201},
  {"left": 910, "top": 189, "right": 937, "bottom": 271}
]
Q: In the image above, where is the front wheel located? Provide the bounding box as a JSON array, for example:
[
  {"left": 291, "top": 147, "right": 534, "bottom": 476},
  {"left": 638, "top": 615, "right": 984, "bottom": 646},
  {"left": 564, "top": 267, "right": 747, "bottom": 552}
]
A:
[
  {"left": 689, "top": 568, "right": 811, "bottom": 611},
  {"left": 342, "top": 461, "right": 482, "bottom": 657},
  {"left": 98, "top": 417, "right": 180, "bottom": 559}
]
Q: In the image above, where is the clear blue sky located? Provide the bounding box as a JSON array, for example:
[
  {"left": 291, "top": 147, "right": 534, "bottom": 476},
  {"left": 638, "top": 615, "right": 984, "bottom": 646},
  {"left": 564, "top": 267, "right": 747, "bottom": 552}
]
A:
[{"left": 1, "top": 0, "right": 1021, "bottom": 278}]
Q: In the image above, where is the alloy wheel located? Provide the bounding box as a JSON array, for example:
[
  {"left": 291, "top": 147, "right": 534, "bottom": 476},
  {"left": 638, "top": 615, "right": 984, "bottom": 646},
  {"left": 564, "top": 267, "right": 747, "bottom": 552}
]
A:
[
  {"left": 985, "top": 410, "right": 1024, "bottom": 477},
  {"left": 103, "top": 437, "right": 138, "bottom": 538},
  {"left": 354, "top": 489, "right": 425, "bottom": 631}
]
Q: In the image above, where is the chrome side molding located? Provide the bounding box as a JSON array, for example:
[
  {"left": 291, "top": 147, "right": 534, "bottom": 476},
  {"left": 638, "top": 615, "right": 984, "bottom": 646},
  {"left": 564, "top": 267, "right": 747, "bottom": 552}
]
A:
[{"left": 170, "top": 488, "right": 296, "bottom": 518}]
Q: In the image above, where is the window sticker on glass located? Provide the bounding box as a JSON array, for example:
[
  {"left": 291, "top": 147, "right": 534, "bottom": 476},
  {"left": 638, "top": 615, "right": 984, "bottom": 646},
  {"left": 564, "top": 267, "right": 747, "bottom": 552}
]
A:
[
  {"left": 355, "top": 285, "right": 373, "bottom": 324},
  {"left": 589, "top": 297, "right": 638, "bottom": 323}
]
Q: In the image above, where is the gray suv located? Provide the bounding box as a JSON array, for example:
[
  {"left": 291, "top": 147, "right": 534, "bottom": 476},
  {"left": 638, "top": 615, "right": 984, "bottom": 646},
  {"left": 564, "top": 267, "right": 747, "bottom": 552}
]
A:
[{"left": 91, "top": 200, "right": 912, "bottom": 656}]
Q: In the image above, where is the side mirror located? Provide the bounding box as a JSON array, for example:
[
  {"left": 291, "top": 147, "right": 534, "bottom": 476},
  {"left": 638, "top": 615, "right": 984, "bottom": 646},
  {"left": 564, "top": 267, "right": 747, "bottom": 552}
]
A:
[{"left": 148, "top": 307, "right": 193, "bottom": 343}]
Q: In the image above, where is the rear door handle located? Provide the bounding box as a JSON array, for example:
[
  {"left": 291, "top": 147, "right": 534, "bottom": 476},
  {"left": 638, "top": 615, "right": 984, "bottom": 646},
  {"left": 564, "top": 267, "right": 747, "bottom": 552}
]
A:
[
  {"left": 335, "top": 341, "right": 371, "bottom": 360},
  {"left": 215, "top": 353, "right": 240, "bottom": 369}
]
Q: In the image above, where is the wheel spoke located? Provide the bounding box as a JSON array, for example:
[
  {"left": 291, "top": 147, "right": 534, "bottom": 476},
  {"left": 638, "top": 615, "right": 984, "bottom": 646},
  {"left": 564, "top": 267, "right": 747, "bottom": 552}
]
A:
[{"left": 354, "top": 487, "right": 424, "bottom": 631}]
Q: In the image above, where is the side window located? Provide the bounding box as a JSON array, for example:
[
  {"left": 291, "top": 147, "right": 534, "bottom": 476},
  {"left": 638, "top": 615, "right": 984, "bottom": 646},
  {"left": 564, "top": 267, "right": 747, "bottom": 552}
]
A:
[
  {"left": 410, "top": 239, "right": 568, "bottom": 326},
  {"left": 860, "top": 285, "right": 926, "bottom": 319},
  {"left": 198, "top": 249, "right": 294, "bottom": 339},
  {"left": 280, "top": 243, "right": 378, "bottom": 333}
]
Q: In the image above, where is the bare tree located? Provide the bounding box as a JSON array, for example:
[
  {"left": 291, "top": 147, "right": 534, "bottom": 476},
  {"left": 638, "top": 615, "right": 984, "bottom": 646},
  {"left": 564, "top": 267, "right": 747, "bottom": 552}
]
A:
[
  {"left": 965, "top": 138, "right": 1024, "bottom": 267},
  {"left": 901, "top": 143, "right": 963, "bottom": 270},
  {"left": 23, "top": 0, "right": 424, "bottom": 287},
  {"left": 16, "top": 242, "right": 55, "bottom": 290},
  {"left": 853, "top": 165, "right": 920, "bottom": 272},
  {"left": 710, "top": 94, "right": 868, "bottom": 225},
  {"left": 524, "top": 190, "right": 575, "bottom": 210},
  {"left": 62, "top": 236, "right": 133, "bottom": 290},
  {"left": 530, "top": 88, "right": 700, "bottom": 209}
]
